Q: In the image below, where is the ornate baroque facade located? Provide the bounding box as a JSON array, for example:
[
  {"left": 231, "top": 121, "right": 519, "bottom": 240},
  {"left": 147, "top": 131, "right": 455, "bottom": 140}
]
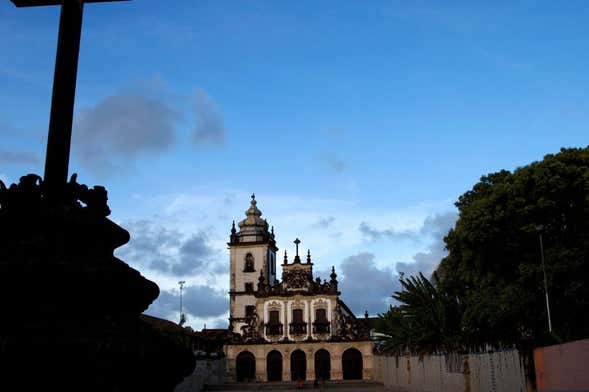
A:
[{"left": 225, "top": 195, "right": 373, "bottom": 382}]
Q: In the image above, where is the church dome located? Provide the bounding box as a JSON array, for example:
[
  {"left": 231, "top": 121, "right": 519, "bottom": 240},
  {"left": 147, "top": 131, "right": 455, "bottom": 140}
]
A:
[{"left": 232, "top": 194, "right": 272, "bottom": 243}]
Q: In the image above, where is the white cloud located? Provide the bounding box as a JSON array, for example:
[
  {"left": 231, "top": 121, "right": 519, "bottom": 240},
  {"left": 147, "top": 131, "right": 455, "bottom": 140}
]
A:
[
  {"left": 0, "top": 150, "right": 41, "bottom": 166},
  {"left": 73, "top": 89, "right": 180, "bottom": 175},
  {"left": 0, "top": 173, "right": 10, "bottom": 185},
  {"left": 112, "top": 187, "right": 455, "bottom": 326},
  {"left": 193, "top": 89, "right": 225, "bottom": 146}
]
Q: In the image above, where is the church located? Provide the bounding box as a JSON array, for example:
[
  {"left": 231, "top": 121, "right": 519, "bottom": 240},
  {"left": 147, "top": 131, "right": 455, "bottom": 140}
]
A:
[{"left": 224, "top": 195, "right": 374, "bottom": 382}]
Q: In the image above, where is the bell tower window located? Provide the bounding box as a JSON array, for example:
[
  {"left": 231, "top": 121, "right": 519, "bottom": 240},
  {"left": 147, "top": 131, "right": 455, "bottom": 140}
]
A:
[{"left": 244, "top": 253, "right": 255, "bottom": 272}]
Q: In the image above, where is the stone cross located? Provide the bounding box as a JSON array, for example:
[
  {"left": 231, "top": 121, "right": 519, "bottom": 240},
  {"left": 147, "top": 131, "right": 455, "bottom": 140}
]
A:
[
  {"left": 294, "top": 238, "right": 301, "bottom": 256},
  {"left": 10, "top": 0, "right": 129, "bottom": 201}
]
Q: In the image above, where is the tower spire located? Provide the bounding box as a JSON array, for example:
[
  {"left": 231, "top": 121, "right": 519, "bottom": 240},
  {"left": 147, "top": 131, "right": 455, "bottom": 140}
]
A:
[{"left": 330, "top": 265, "right": 338, "bottom": 290}]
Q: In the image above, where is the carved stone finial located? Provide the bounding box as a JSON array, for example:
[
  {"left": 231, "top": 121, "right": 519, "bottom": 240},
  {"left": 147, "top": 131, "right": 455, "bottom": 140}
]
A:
[
  {"left": 258, "top": 269, "right": 266, "bottom": 291},
  {"left": 307, "top": 249, "right": 311, "bottom": 264},
  {"left": 330, "top": 266, "right": 338, "bottom": 288},
  {"left": 230, "top": 220, "right": 238, "bottom": 242},
  {"left": 284, "top": 250, "right": 288, "bottom": 264}
]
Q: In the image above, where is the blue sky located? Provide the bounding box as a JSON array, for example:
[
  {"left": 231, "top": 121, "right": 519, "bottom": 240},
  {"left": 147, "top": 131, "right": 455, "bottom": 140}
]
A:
[{"left": 1, "top": 1, "right": 588, "bottom": 329}]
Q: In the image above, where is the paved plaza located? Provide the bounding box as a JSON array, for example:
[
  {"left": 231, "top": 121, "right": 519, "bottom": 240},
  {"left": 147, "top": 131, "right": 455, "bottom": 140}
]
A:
[{"left": 205, "top": 381, "right": 386, "bottom": 391}]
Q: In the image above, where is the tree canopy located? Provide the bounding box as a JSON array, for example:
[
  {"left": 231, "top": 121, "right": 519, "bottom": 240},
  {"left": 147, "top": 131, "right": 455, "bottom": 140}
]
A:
[{"left": 376, "top": 147, "right": 589, "bottom": 353}]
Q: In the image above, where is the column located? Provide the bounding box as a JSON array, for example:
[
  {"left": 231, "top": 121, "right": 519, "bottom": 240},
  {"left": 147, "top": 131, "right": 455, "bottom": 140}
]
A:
[
  {"left": 306, "top": 300, "right": 311, "bottom": 339},
  {"left": 286, "top": 301, "right": 291, "bottom": 340},
  {"left": 283, "top": 348, "right": 291, "bottom": 381},
  {"left": 306, "top": 348, "right": 315, "bottom": 381},
  {"left": 256, "top": 348, "right": 266, "bottom": 382},
  {"left": 331, "top": 345, "right": 343, "bottom": 380}
]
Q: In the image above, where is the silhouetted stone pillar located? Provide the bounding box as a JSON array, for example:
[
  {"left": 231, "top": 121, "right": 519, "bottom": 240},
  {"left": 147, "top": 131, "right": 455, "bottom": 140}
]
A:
[{"left": 0, "top": 175, "right": 195, "bottom": 391}]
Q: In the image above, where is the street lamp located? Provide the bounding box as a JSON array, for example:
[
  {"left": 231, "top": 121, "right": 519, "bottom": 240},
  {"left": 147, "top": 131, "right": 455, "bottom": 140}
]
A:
[
  {"left": 535, "top": 225, "right": 553, "bottom": 333},
  {"left": 178, "top": 280, "right": 186, "bottom": 326}
]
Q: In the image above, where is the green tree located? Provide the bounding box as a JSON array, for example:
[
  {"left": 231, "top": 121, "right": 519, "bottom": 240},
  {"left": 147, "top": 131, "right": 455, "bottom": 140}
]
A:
[
  {"left": 375, "top": 273, "right": 462, "bottom": 354},
  {"left": 377, "top": 147, "right": 589, "bottom": 353},
  {"left": 439, "top": 147, "right": 589, "bottom": 345}
]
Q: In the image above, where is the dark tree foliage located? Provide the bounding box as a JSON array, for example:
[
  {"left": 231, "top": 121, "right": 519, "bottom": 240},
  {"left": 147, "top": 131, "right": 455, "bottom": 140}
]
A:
[
  {"left": 441, "top": 147, "right": 589, "bottom": 346},
  {"left": 374, "top": 273, "right": 462, "bottom": 355},
  {"left": 377, "top": 147, "right": 589, "bottom": 353}
]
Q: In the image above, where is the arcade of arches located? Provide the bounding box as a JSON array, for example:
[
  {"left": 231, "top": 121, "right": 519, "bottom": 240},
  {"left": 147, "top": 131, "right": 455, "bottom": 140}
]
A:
[{"left": 226, "top": 342, "right": 373, "bottom": 382}]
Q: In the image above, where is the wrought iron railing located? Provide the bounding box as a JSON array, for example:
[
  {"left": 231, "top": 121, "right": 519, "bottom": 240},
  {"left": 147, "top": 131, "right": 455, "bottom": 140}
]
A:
[
  {"left": 265, "top": 323, "right": 283, "bottom": 336},
  {"left": 312, "top": 321, "right": 330, "bottom": 334},
  {"left": 289, "top": 322, "right": 307, "bottom": 335}
]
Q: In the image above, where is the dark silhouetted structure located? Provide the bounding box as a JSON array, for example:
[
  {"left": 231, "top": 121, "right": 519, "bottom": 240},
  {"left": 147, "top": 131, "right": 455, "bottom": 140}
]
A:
[{"left": 0, "top": 1, "right": 195, "bottom": 390}]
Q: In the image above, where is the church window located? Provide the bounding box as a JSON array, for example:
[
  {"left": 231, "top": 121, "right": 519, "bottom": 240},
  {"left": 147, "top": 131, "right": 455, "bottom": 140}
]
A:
[
  {"left": 315, "top": 308, "right": 327, "bottom": 322},
  {"left": 245, "top": 305, "right": 255, "bottom": 318},
  {"left": 244, "top": 253, "right": 255, "bottom": 272},
  {"left": 313, "top": 308, "right": 330, "bottom": 333},
  {"left": 269, "top": 310, "right": 280, "bottom": 324},
  {"left": 290, "top": 308, "right": 306, "bottom": 334},
  {"left": 292, "top": 308, "right": 303, "bottom": 323},
  {"left": 245, "top": 282, "right": 253, "bottom": 293},
  {"left": 266, "top": 310, "right": 283, "bottom": 335}
]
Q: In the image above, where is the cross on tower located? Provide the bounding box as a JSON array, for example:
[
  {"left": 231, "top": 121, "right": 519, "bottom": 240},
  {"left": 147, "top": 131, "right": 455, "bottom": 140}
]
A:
[
  {"left": 10, "top": 0, "right": 129, "bottom": 201},
  {"left": 293, "top": 238, "right": 301, "bottom": 256}
]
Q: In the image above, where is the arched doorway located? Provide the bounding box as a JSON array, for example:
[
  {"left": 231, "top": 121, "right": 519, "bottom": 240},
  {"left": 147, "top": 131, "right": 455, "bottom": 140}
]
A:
[
  {"left": 236, "top": 351, "right": 256, "bottom": 382},
  {"left": 266, "top": 350, "right": 283, "bottom": 381},
  {"left": 314, "top": 349, "right": 331, "bottom": 381},
  {"left": 290, "top": 349, "right": 306, "bottom": 381},
  {"left": 342, "top": 348, "right": 363, "bottom": 380}
]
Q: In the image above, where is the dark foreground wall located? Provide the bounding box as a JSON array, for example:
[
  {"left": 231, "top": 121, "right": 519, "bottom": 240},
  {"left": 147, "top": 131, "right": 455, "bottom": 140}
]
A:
[{"left": 534, "top": 338, "right": 589, "bottom": 392}]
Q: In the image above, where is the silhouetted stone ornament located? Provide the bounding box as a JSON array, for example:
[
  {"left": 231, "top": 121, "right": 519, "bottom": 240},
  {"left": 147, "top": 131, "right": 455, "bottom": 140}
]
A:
[
  {"left": 0, "top": 174, "right": 195, "bottom": 391},
  {"left": 4, "top": 1, "right": 195, "bottom": 389}
]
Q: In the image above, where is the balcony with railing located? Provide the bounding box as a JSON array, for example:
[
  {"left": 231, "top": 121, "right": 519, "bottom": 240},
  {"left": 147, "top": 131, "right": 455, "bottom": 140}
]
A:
[
  {"left": 312, "top": 321, "right": 330, "bottom": 334},
  {"left": 289, "top": 322, "right": 307, "bottom": 335},
  {"left": 265, "top": 323, "right": 283, "bottom": 336}
]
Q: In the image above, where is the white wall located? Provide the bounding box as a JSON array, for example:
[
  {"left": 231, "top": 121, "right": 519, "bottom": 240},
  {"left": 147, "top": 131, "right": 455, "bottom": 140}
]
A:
[{"left": 373, "top": 349, "right": 533, "bottom": 392}]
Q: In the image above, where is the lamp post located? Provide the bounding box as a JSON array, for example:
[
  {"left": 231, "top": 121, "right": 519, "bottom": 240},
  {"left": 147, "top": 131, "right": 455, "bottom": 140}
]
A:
[
  {"left": 178, "top": 280, "right": 186, "bottom": 326},
  {"left": 535, "top": 225, "right": 553, "bottom": 333}
]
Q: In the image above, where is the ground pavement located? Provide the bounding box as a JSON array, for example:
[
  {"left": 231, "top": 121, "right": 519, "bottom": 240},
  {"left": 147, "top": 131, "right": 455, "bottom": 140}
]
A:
[{"left": 205, "top": 380, "right": 386, "bottom": 391}]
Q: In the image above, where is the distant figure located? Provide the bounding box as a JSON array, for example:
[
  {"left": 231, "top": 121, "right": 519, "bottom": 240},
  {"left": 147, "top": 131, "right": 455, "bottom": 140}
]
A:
[
  {"left": 296, "top": 377, "right": 304, "bottom": 389},
  {"left": 320, "top": 376, "right": 326, "bottom": 391},
  {"left": 313, "top": 378, "right": 319, "bottom": 388}
]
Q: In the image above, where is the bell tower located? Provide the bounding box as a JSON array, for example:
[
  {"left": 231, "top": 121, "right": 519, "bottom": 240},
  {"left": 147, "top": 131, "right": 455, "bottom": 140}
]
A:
[{"left": 228, "top": 194, "right": 278, "bottom": 335}]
